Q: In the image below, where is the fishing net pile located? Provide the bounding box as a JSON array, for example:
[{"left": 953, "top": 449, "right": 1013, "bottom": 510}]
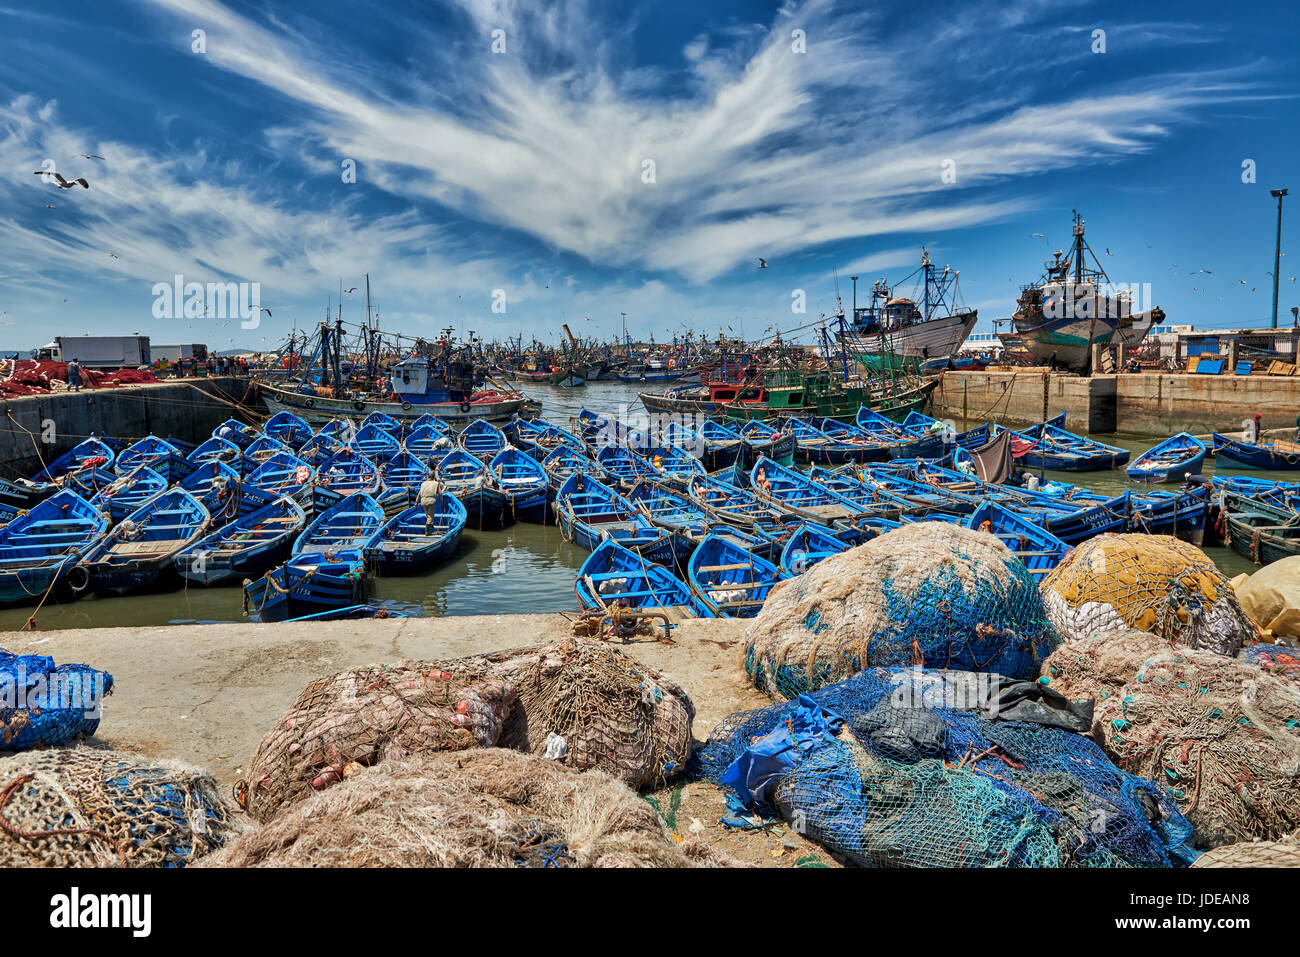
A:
[
  {"left": 1094, "top": 648, "right": 1300, "bottom": 847},
  {"left": 1191, "top": 840, "right": 1300, "bottom": 868},
  {"left": 464, "top": 639, "right": 695, "bottom": 789},
  {"left": 1040, "top": 629, "right": 1175, "bottom": 705},
  {"left": 693, "top": 666, "right": 1196, "bottom": 868},
  {"left": 0, "top": 359, "right": 157, "bottom": 397},
  {"left": 1233, "top": 556, "right": 1300, "bottom": 642},
  {"left": 1239, "top": 643, "right": 1300, "bottom": 683},
  {"left": 1041, "top": 534, "right": 1254, "bottom": 656},
  {"left": 237, "top": 660, "right": 517, "bottom": 822},
  {"left": 205, "top": 748, "right": 733, "bottom": 868},
  {"left": 743, "top": 523, "right": 1058, "bottom": 699},
  {"left": 1, "top": 649, "right": 113, "bottom": 751},
  {"left": 0, "top": 747, "right": 238, "bottom": 867},
  {"left": 238, "top": 641, "right": 695, "bottom": 823}
]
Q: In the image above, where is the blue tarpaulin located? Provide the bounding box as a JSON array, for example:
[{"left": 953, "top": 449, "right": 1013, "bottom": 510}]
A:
[{"left": 719, "top": 696, "right": 844, "bottom": 807}]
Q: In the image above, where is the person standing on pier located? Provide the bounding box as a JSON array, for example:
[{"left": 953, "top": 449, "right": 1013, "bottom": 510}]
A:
[
  {"left": 1249, "top": 413, "right": 1263, "bottom": 444},
  {"left": 66, "top": 357, "right": 81, "bottom": 392}
]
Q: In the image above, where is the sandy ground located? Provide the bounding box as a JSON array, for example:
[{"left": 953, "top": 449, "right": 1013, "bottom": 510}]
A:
[{"left": 4, "top": 612, "right": 834, "bottom": 867}]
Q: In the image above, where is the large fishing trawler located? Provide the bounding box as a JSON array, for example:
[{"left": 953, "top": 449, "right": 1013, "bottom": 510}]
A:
[
  {"left": 998, "top": 212, "right": 1163, "bottom": 372},
  {"left": 837, "top": 250, "right": 978, "bottom": 370}
]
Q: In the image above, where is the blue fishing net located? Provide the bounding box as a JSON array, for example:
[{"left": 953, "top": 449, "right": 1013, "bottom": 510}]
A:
[
  {"left": 694, "top": 667, "right": 1197, "bottom": 868},
  {"left": 744, "top": 544, "right": 1058, "bottom": 699},
  {"left": 1240, "top": 642, "right": 1300, "bottom": 682},
  {"left": 0, "top": 649, "right": 113, "bottom": 751}
]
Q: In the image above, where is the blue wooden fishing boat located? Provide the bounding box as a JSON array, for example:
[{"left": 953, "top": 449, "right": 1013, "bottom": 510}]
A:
[
  {"left": 240, "top": 435, "right": 293, "bottom": 472},
  {"left": 352, "top": 423, "right": 403, "bottom": 461},
  {"left": 361, "top": 410, "right": 405, "bottom": 437},
  {"left": 805, "top": 466, "right": 909, "bottom": 514},
  {"left": 297, "top": 430, "right": 349, "bottom": 467},
  {"left": 316, "top": 449, "right": 382, "bottom": 495},
  {"left": 966, "top": 500, "right": 1069, "bottom": 581},
  {"left": 663, "top": 418, "right": 744, "bottom": 471},
  {"left": 247, "top": 452, "right": 315, "bottom": 495},
  {"left": 734, "top": 420, "right": 797, "bottom": 467},
  {"left": 576, "top": 538, "right": 712, "bottom": 618},
  {"left": 686, "top": 473, "right": 790, "bottom": 527},
  {"left": 554, "top": 474, "right": 675, "bottom": 563},
  {"left": 749, "top": 456, "right": 864, "bottom": 523},
  {"left": 1212, "top": 433, "right": 1300, "bottom": 471},
  {"left": 541, "top": 447, "right": 602, "bottom": 493},
  {"left": 625, "top": 480, "right": 756, "bottom": 564},
  {"left": 639, "top": 445, "right": 707, "bottom": 487},
  {"left": 783, "top": 417, "right": 878, "bottom": 464},
  {"left": 174, "top": 496, "right": 306, "bottom": 586},
  {"left": 852, "top": 409, "right": 944, "bottom": 458},
  {"left": 72, "top": 488, "right": 209, "bottom": 595},
  {"left": 596, "top": 445, "right": 661, "bottom": 491},
  {"left": 186, "top": 436, "right": 243, "bottom": 467},
  {"left": 364, "top": 495, "right": 467, "bottom": 574},
  {"left": 1015, "top": 422, "right": 1130, "bottom": 471},
  {"left": 1221, "top": 490, "right": 1300, "bottom": 565},
  {"left": 509, "top": 418, "right": 585, "bottom": 460},
  {"left": 403, "top": 423, "right": 452, "bottom": 460},
  {"left": 244, "top": 494, "right": 382, "bottom": 621},
  {"left": 437, "top": 449, "right": 508, "bottom": 528},
  {"left": 262, "top": 411, "right": 314, "bottom": 449},
  {"left": 212, "top": 419, "right": 260, "bottom": 449},
  {"left": 244, "top": 550, "right": 367, "bottom": 622},
  {"left": 179, "top": 460, "right": 245, "bottom": 519},
  {"left": 0, "top": 490, "right": 107, "bottom": 606},
  {"left": 686, "top": 533, "right": 782, "bottom": 618},
  {"left": 778, "top": 522, "right": 850, "bottom": 577},
  {"left": 458, "top": 420, "right": 509, "bottom": 460},
  {"left": 490, "top": 448, "right": 550, "bottom": 523},
  {"left": 1127, "top": 432, "right": 1207, "bottom": 484},
  {"left": 409, "top": 412, "right": 450, "bottom": 434},
  {"left": 379, "top": 451, "right": 431, "bottom": 490},
  {"left": 28, "top": 437, "right": 116, "bottom": 485},
  {"left": 114, "top": 435, "right": 192, "bottom": 481},
  {"left": 90, "top": 466, "right": 168, "bottom": 523}
]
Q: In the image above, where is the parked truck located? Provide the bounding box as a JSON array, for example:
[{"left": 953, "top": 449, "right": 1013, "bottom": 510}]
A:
[{"left": 35, "top": 336, "right": 151, "bottom": 369}]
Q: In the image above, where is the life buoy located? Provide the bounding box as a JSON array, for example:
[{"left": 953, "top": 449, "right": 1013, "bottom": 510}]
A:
[
  {"left": 304, "top": 397, "right": 316, "bottom": 408},
  {"left": 1287, "top": 453, "right": 1299, "bottom": 466},
  {"left": 459, "top": 401, "right": 472, "bottom": 414},
  {"left": 353, "top": 400, "right": 366, "bottom": 412},
  {"left": 401, "top": 401, "right": 412, "bottom": 411}
]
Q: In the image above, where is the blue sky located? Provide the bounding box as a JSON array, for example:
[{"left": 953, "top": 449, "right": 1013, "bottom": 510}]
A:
[{"left": 1, "top": 0, "right": 1297, "bottom": 351}]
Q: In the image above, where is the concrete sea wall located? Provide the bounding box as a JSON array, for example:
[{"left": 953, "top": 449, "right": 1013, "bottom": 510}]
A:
[
  {"left": 0, "top": 377, "right": 256, "bottom": 477},
  {"left": 933, "top": 370, "right": 1300, "bottom": 436}
]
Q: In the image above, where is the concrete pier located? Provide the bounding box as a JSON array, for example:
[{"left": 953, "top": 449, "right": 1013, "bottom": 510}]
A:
[
  {"left": 1, "top": 614, "right": 754, "bottom": 785},
  {"left": 934, "top": 370, "right": 1300, "bottom": 436},
  {"left": 0, "top": 377, "right": 256, "bottom": 477}
]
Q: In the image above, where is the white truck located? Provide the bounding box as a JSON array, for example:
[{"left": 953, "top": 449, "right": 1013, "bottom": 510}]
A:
[{"left": 36, "top": 336, "right": 152, "bottom": 368}]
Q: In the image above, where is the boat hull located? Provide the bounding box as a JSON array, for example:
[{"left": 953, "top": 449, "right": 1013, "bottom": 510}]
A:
[{"left": 261, "top": 383, "right": 528, "bottom": 427}]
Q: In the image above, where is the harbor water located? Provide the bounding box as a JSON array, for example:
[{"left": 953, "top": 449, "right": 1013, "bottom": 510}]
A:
[{"left": 0, "top": 381, "right": 1280, "bottom": 631}]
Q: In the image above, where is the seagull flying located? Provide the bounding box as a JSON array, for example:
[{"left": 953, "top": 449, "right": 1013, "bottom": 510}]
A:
[
  {"left": 79, "top": 154, "right": 105, "bottom": 161},
  {"left": 33, "top": 171, "right": 89, "bottom": 189},
  {"left": 343, "top": 287, "right": 357, "bottom": 293},
  {"left": 258, "top": 306, "right": 272, "bottom": 317},
  {"left": 757, "top": 258, "right": 768, "bottom": 269}
]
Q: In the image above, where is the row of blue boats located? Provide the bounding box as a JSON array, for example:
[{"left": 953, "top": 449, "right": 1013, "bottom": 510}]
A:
[{"left": 4, "top": 405, "right": 1297, "bottom": 624}]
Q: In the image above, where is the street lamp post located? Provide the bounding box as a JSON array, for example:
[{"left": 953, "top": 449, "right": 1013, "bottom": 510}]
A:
[{"left": 1271, "top": 188, "right": 1288, "bottom": 329}]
